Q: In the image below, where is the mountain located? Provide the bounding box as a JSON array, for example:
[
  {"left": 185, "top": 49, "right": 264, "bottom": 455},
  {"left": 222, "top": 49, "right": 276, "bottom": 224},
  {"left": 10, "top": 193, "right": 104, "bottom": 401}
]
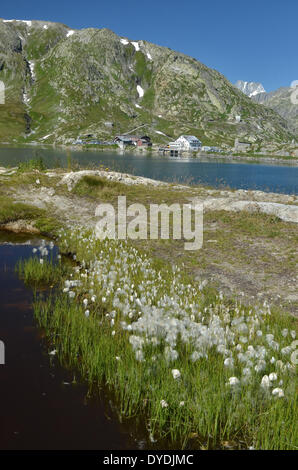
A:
[
  {"left": 0, "top": 19, "right": 294, "bottom": 146},
  {"left": 252, "top": 87, "right": 298, "bottom": 135},
  {"left": 235, "top": 80, "right": 266, "bottom": 97}
]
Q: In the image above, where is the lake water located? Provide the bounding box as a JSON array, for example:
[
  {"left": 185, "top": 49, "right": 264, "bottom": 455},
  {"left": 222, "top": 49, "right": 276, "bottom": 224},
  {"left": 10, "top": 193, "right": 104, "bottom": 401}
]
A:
[
  {"left": 0, "top": 234, "right": 166, "bottom": 450},
  {"left": 0, "top": 146, "right": 297, "bottom": 195}
]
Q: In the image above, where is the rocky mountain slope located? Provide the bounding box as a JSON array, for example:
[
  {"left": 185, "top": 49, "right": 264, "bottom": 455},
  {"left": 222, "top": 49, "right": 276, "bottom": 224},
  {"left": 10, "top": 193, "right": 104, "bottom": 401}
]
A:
[
  {"left": 235, "top": 80, "right": 266, "bottom": 97},
  {"left": 252, "top": 87, "right": 298, "bottom": 135},
  {"left": 0, "top": 19, "right": 294, "bottom": 146}
]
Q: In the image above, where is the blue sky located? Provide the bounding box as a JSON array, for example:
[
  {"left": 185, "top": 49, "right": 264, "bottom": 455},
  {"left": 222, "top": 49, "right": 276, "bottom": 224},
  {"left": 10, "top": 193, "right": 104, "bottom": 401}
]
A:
[{"left": 1, "top": 0, "right": 297, "bottom": 91}]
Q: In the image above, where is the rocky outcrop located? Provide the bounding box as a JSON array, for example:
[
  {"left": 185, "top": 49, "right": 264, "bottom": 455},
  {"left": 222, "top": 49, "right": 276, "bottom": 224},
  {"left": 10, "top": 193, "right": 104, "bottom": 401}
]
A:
[
  {"left": 8, "top": 169, "right": 296, "bottom": 225},
  {"left": 192, "top": 198, "right": 298, "bottom": 223},
  {"left": 58, "top": 170, "right": 169, "bottom": 191},
  {"left": 0, "top": 219, "right": 40, "bottom": 233}
]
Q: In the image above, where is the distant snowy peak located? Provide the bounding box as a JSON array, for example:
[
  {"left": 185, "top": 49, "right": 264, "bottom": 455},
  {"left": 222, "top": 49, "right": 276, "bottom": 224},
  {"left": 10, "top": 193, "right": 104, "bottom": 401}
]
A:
[{"left": 235, "top": 80, "right": 266, "bottom": 97}]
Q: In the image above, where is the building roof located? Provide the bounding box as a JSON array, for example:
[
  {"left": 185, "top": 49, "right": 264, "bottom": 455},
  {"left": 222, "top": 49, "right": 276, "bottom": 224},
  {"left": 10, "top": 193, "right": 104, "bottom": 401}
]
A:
[
  {"left": 180, "top": 135, "right": 201, "bottom": 142},
  {"left": 115, "top": 135, "right": 138, "bottom": 142}
]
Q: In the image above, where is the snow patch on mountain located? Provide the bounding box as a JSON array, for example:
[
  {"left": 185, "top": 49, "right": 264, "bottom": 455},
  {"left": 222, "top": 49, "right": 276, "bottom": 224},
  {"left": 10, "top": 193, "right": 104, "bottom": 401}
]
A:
[
  {"left": 131, "top": 41, "right": 140, "bottom": 51},
  {"left": 137, "top": 85, "right": 144, "bottom": 98},
  {"left": 23, "top": 90, "right": 30, "bottom": 105},
  {"left": 235, "top": 80, "right": 266, "bottom": 97},
  {"left": 29, "top": 61, "right": 35, "bottom": 80},
  {"left": 3, "top": 19, "right": 32, "bottom": 27}
]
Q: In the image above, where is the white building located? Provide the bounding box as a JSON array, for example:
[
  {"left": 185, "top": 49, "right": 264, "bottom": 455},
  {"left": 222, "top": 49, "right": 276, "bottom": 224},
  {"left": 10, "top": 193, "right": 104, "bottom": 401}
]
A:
[{"left": 169, "top": 135, "right": 202, "bottom": 151}]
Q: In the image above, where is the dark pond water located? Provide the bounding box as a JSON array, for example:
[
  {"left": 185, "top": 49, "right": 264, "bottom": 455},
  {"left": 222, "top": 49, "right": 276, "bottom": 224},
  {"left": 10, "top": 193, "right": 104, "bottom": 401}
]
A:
[
  {"left": 0, "top": 234, "right": 158, "bottom": 450},
  {"left": 0, "top": 146, "right": 297, "bottom": 195}
]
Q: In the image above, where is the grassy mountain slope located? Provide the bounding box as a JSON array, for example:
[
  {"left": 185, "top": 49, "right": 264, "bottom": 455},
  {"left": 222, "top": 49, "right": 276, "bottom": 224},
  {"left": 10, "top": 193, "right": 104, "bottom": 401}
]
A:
[{"left": 0, "top": 19, "right": 294, "bottom": 146}]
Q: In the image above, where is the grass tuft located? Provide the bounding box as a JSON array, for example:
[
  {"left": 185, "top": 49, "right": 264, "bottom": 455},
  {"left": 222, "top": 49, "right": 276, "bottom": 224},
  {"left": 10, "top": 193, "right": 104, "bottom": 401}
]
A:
[{"left": 16, "top": 256, "right": 65, "bottom": 287}]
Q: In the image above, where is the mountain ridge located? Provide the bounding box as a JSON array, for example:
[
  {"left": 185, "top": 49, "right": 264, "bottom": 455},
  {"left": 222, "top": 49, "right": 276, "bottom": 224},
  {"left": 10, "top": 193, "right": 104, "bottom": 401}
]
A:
[
  {"left": 0, "top": 18, "right": 294, "bottom": 146},
  {"left": 235, "top": 80, "right": 266, "bottom": 97}
]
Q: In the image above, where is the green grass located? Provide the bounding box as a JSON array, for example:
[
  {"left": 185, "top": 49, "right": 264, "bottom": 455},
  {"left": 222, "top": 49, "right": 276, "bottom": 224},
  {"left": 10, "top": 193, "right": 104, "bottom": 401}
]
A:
[
  {"left": 16, "top": 256, "right": 66, "bottom": 287},
  {"left": 0, "top": 197, "right": 44, "bottom": 224},
  {"left": 17, "top": 157, "right": 47, "bottom": 173},
  {"left": 34, "top": 217, "right": 62, "bottom": 235},
  {"left": 134, "top": 51, "right": 153, "bottom": 84},
  {"left": 72, "top": 175, "right": 123, "bottom": 201},
  {"left": 0, "top": 196, "right": 61, "bottom": 236},
  {"left": 217, "top": 212, "right": 285, "bottom": 238},
  {"left": 22, "top": 228, "right": 298, "bottom": 449}
]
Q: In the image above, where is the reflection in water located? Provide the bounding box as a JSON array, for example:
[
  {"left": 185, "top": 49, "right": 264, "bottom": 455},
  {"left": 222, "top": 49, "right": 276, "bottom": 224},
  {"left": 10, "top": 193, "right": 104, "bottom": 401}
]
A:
[
  {"left": 0, "top": 234, "right": 159, "bottom": 450},
  {"left": 0, "top": 147, "right": 297, "bottom": 194}
]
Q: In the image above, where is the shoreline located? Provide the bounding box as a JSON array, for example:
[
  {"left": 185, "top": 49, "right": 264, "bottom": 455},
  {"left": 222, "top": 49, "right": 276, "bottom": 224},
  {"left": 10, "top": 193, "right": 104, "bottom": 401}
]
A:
[
  {"left": 1, "top": 142, "right": 298, "bottom": 166},
  {"left": 0, "top": 167, "right": 297, "bottom": 225},
  {"left": 0, "top": 165, "right": 297, "bottom": 327}
]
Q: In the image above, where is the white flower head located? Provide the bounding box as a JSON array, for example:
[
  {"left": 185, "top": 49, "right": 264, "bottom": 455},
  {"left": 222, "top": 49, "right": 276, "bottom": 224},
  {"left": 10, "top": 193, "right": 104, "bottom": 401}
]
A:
[
  {"left": 228, "top": 377, "right": 240, "bottom": 386},
  {"left": 171, "top": 369, "right": 181, "bottom": 380},
  {"left": 224, "top": 358, "right": 234, "bottom": 368},
  {"left": 272, "top": 388, "right": 284, "bottom": 398},
  {"left": 261, "top": 375, "right": 270, "bottom": 388},
  {"left": 269, "top": 372, "right": 277, "bottom": 381}
]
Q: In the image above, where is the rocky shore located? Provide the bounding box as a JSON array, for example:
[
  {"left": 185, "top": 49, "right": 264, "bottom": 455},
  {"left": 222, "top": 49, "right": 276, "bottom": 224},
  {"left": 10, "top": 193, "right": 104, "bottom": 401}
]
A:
[{"left": 1, "top": 167, "right": 297, "bottom": 225}]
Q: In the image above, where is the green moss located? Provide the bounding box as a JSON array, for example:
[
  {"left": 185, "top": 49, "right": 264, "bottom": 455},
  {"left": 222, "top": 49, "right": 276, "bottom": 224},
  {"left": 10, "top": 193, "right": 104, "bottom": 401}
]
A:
[
  {"left": 0, "top": 197, "right": 44, "bottom": 224},
  {"left": 35, "top": 216, "right": 62, "bottom": 236}
]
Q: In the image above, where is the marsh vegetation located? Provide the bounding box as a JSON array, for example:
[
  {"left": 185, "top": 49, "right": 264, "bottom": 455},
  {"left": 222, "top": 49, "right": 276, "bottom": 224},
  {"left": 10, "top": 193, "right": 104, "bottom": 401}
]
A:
[{"left": 19, "top": 231, "right": 297, "bottom": 449}]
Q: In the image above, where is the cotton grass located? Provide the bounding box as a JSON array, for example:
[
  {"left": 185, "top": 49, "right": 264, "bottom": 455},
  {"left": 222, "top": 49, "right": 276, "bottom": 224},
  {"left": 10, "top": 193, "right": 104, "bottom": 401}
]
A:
[{"left": 25, "top": 228, "right": 297, "bottom": 449}]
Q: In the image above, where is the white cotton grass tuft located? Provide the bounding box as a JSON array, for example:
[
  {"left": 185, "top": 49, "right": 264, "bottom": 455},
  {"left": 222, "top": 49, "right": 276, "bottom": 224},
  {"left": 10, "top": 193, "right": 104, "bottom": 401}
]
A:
[
  {"left": 261, "top": 375, "right": 270, "bottom": 388},
  {"left": 228, "top": 377, "right": 240, "bottom": 386},
  {"left": 224, "top": 358, "right": 234, "bottom": 368},
  {"left": 160, "top": 400, "right": 168, "bottom": 408},
  {"left": 54, "top": 226, "right": 297, "bottom": 408},
  {"left": 171, "top": 369, "right": 181, "bottom": 380},
  {"left": 272, "top": 388, "right": 284, "bottom": 398},
  {"left": 269, "top": 372, "right": 277, "bottom": 381}
]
